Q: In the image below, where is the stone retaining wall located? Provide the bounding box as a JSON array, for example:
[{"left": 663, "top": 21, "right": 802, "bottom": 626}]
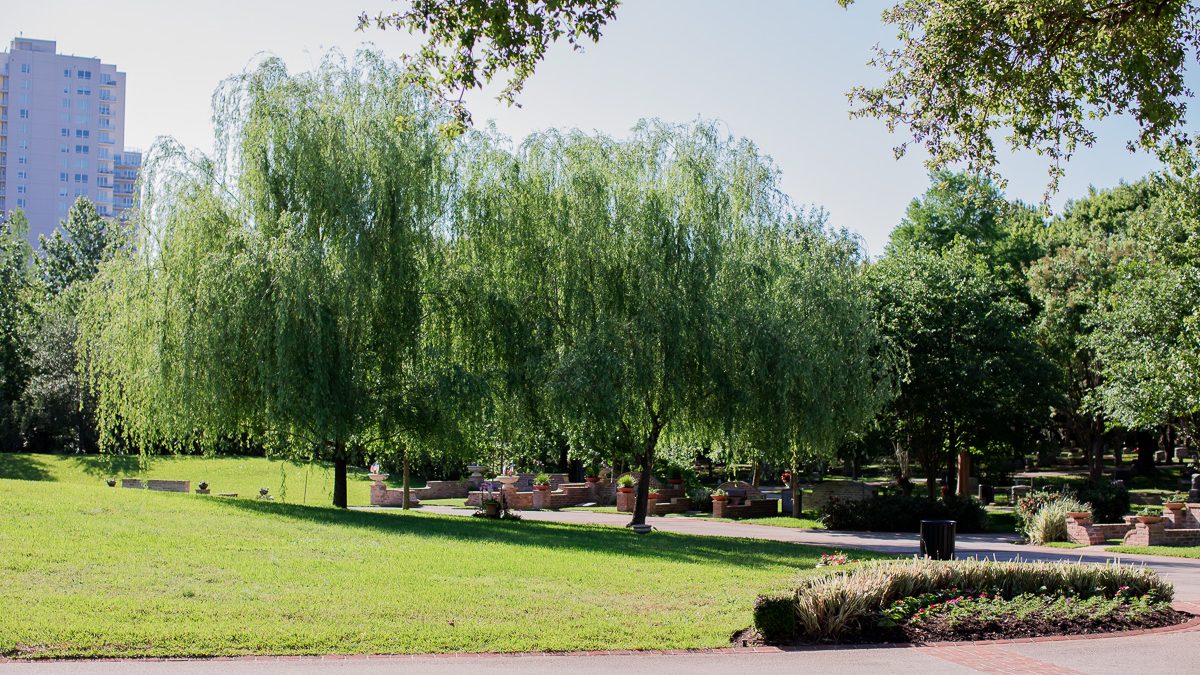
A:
[{"left": 713, "top": 498, "right": 778, "bottom": 519}]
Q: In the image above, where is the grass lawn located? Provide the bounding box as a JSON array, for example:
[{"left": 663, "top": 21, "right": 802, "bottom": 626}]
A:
[
  {"left": 985, "top": 509, "right": 1018, "bottom": 534},
  {"left": 0, "top": 452, "right": 389, "bottom": 506},
  {"left": 0, "top": 479, "right": 862, "bottom": 658},
  {"left": 417, "top": 497, "right": 472, "bottom": 508},
  {"left": 1105, "top": 545, "right": 1200, "bottom": 559},
  {"left": 1041, "top": 542, "right": 1086, "bottom": 549}
]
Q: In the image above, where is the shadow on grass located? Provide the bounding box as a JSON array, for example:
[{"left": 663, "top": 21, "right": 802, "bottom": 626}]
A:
[
  {"left": 209, "top": 496, "right": 842, "bottom": 569},
  {"left": 0, "top": 452, "right": 54, "bottom": 481},
  {"left": 68, "top": 453, "right": 145, "bottom": 478}
]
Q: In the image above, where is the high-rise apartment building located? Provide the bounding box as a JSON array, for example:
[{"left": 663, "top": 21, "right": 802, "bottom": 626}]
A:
[{"left": 0, "top": 37, "right": 138, "bottom": 241}]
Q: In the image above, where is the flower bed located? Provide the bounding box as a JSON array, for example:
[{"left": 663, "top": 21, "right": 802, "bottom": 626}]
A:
[{"left": 751, "top": 558, "right": 1187, "bottom": 644}]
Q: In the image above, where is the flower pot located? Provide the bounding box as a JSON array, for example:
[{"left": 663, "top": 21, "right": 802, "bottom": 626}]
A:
[
  {"left": 1066, "top": 511, "right": 1091, "bottom": 520},
  {"left": 617, "top": 487, "right": 634, "bottom": 494},
  {"left": 1136, "top": 515, "right": 1163, "bottom": 524},
  {"left": 648, "top": 492, "right": 661, "bottom": 501},
  {"left": 483, "top": 502, "right": 501, "bottom": 518},
  {"left": 712, "top": 495, "right": 728, "bottom": 502},
  {"left": 533, "top": 484, "right": 550, "bottom": 491},
  {"left": 1163, "top": 502, "right": 1186, "bottom": 511},
  {"left": 585, "top": 476, "right": 600, "bottom": 483}
]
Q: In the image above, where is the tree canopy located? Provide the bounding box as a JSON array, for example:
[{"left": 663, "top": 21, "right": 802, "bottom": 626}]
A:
[{"left": 80, "top": 52, "right": 456, "bottom": 507}]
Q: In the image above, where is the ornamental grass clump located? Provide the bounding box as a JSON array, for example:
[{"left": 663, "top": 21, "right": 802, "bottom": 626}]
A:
[
  {"left": 1025, "top": 495, "right": 1091, "bottom": 545},
  {"left": 755, "top": 557, "right": 1171, "bottom": 643}
]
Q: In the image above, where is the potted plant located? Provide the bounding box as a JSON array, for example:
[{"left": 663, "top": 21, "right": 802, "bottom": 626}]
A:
[
  {"left": 1136, "top": 507, "right": 1163, "bottom": 524},
  {"left": 711, "top": 488, "right": 728, "bottom": 502},
  {"left": 258, "top": 487, "right": 271, "bottom": 500},
  {"left": 1065, "top": 509, "right": 1091, "bottom": 519},
  {"left": 533, "top": 473, "right": 551, "bottom": 490},
  {"left": 196, "top": 481, "right": 210, "bottom": 495},
  {"left": 616, "top": 475, "right": 635, "bottom": 493},
  {"left": 666, "top": 466, "right": 684, "bottom": 487},
  {"left": 105, "top": 477, "right": 116, "bottom": 488},
  {"left": 482, "top": 497, "right": 502, "bottom": 518},
  {"left": 584, "top": 465, "right": 600, "bottom": 483},
  {"left": 1163, "top": 492, "right": 1188, "bottom": 510}
]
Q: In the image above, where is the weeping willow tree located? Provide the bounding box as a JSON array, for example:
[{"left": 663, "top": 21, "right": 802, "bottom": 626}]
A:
[
  {"left": 719, "top": 219, "right": 892, "bottom": 515},
  {"left": 79, "top": 51, "right": 456, "bottom": 507},
  {"left": 447, "top": 120, "right": 882, "bottom": 528}
]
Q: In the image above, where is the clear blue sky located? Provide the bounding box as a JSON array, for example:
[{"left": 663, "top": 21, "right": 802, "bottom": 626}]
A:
[{"left": 6, "top": 0, "right": 1187, "bottom": 254}]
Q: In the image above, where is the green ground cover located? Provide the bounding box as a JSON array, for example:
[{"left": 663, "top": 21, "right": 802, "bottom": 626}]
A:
[
  {"left": 1106, "top": 545, "right": 1200, "bottom": 559},
  {"left": 0, "top": 479, "right": 857, "bottom": 658},
  {"left": 0, "top": 453, "right": 388, "bottom": 506},
  {"left": 1041, "top": 542, "right": 1087, "bottom": 549}
]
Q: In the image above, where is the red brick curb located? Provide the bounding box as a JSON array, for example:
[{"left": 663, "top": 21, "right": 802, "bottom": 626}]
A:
[{"left": 2, "top": 605, "right": 1195, "bottom": 664}]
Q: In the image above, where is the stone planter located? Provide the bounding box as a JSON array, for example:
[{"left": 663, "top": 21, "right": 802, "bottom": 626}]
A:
[
  {"left": 368, "top": 473, "right": 389, "bottom": 482},
  {"left": 196, "top": 488, "right": 210, "bottom": 495},
  {"left": 1066, "top": 511, "right": 1092, "bottom": 520},
  {"left": 1163, "top": 502, "right": 1186, "bottom": 511},
  {"left": 494, "top": 475, "right": 519, "bottom": 488},
  {"left": 585, "top": 476, "right": 600, "bottom": 483},
  {"left": 712, "top": 495, "right": 728, "bottom": 503},
  {"left": 617, "top": 487, "right": 634, "bottom": 494},
  {"left": 533, "top": 484, "right": 550, "bottom": 491},
  {"left": 1136, "top": 515, "right": 1164, "bottom": 524},
  {"left": 482, "top": 501, "right": 501, "bottom": 518}
]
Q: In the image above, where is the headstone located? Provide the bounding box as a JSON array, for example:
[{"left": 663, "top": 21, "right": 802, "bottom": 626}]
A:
[
  {"left": 1010, "top": 485, "right": 1031, "bottom": 502},
  {"left": 1189, "top": 473, "right": 1200, "bottom": 503},
  {"left": 1174, "top": 447, "right": 1191, "bottom": 462},
  {"left": 1156, "top": 449, "right": 1169, "bottom": 464}
]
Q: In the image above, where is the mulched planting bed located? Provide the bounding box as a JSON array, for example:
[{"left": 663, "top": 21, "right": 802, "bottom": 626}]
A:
[{"left": 871, "top": 593, "right": 1189, "bottom": 643}]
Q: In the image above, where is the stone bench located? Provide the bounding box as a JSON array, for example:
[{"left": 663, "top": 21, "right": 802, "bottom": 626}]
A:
[
  {"left": 121, "top": 479, "right": 190, "bottom": 493},
  {"left": 713, "top": 497, "right": 779, "bottom": 519}
]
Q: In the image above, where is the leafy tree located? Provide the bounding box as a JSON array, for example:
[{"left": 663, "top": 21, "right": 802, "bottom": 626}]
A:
[
  {"left": 847, "top": 0, "right": 1200, "bottom": 194},
  {"left": 0, "top": 211, "right": 34, "bottom": 451},
  {"left": 36, "top": 198, "right": 117, "bottom": 298},
  {"left": 889, "top": 171, "right": 1045, "bottom": 275},
  {"left": 360, "top": 0, "right": 619, "bottom": 133},
  {"left": 720, "top": 220, "right": 891, "bottom": 515},
  {"left": 869, "top": 242, "right": 1057, "bottom": 497},
  {"left": 80, "top": 52, "right": 456, "bottom": 507},
  {"left": 1027, "top": 182, "right": 1154, "bottom": 478}
]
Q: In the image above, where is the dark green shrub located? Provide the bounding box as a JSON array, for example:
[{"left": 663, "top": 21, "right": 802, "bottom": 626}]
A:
[
  {"left": 1077, "top": 482, "right": 1130, "bottom": 523},
  {"left": 752, "top": 593, "right": 797, "bottom": 643},
  {"left": 818, "top": 494, "right": 987, "bottom": 533}
]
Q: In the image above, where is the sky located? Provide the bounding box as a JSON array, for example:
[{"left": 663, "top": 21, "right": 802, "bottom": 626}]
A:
[{"left": 5, "top": 0, "right": 1190, "bottom": 255}]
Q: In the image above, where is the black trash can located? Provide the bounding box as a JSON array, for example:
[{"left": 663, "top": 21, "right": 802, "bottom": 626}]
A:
[{"left": 920, "top": 519, "right": 956, "bottom": 560}]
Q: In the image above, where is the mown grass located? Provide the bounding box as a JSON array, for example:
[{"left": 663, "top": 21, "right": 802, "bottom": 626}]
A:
[
  {"left": 0, "top": 453, "right": 388, "bottom": 506},
  {"left": 1106, "top": 545, "right": 1200, "bottom": 559},
  {"left": 1041, "top": 542, "right": 1087, "bottom": 549},
  {"left": 0, "top": 479, "right": 852, "bottom": 658}
]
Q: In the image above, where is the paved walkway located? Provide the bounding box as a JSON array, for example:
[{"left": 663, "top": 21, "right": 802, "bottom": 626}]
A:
[
  {"left": 409, "top": 504, "right": 1200, "bottom": 602},
  {"left": 4, "top": 506, "right": 1197, "bottom": 674}
]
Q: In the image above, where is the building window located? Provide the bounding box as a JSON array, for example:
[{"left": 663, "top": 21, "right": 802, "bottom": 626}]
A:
[
  {"left": 63, "top": 98, "right": 70, "bottom": 109},
  {"left": 20, "top": 63, "right": 30, "bottom": 74},
  {"left": 17, "top": 156, "right": 27, "bottom": 164},
  {"left": 64, "top": 68, "right": 71, "bottom": 78},
  {"left": 18, "top": 139, "right": 28, "bottom": 149},
  {"left": 17, "top": 185, "right": 26, "bottom": 194},
  {"left": 19, "top": 109, "right": 28, "bottom": 119},
  {"left": 75, "top": 129, "right": 90, "bottom": 138},
  {"left": 19, "top": 79, "right": 29, "bottom": 90},
  {"left": 61, "top": 128, "right": 69, "bottom": 137},
  {"left": 16, "top": 171, "right": 27, "bottom": 180},
  {"left": 16, "top": 198, "right": 27, "bottom": 208},
  {"left": 75, "top": 145, "right": 89, "bottom": 154},
  {"left": 61, "top": 144, "right": 69, "bottom": 153},
  {"left": 60, "top": 172, "right": 68, "bottom": 182},
  {"left": 77, "top": 69, "right": 92, "bottom": 79}
]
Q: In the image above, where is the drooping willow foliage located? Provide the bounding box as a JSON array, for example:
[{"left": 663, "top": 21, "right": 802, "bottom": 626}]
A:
[
  {"left": 445, "top": 120, "right": 890, "bottom": 524},
  {"left": 80, "top": 51, "right": 460, "bottom": 506},
  {"left": 80, "top": 51, "right": 891, "bottom": 514}
]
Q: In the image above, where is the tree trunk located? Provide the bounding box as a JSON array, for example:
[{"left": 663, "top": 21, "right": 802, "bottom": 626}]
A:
[
  {"left": 956, "top": 450, "right": 970, "bottom": 498},
  {"left": 790, "top": 467, "right": 801, "bottom": 517},
  {"left": 751, "top": 461, "right": 760, "bottom": 487},
  {"left": 1136, "top": 430, "right": 1156, "bottom": 474},
  {"left": 629, "top": 421, "right": 664, "bottom": 529},
  {"left": 402, "top": 446, "right": 411, "bottom": 510},
  {"left": 332, "top": 443, "right": 348, "bottom": 509}
]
